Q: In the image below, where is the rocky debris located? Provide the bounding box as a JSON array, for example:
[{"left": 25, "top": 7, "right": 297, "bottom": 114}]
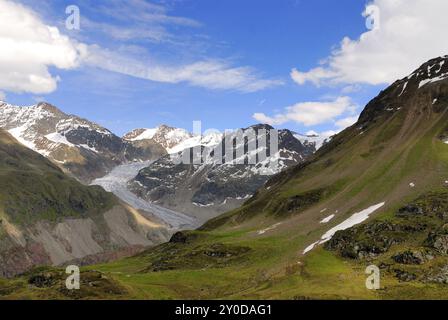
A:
[
  {"left": 425, "top": 265, "right": 448, "bottom": 284},
  {"left": 394, "top": 269, "right": 417, "bottom": 282},
  {"left": 425, "top": 231, "right": 448, "bottom": 254},
  {"left": 324, "top": 221, "right": 404, "bottom": 259},
  {"left": 392, "top": 250, "right": 433, "bottom": 265}
]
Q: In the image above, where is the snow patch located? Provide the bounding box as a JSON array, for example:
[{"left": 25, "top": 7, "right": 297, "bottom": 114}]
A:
[
  {"left": 257, "top": 223, "right": 282, "bottom": 235},
  {"left": 398, "top": 82, "right": 408, "bottom": 96},
  {"left": 302, "top": 202, "right": 385, "bottom": 254},
  {"left": 45, "top": 132, "right": 75, "bottom": 147}
]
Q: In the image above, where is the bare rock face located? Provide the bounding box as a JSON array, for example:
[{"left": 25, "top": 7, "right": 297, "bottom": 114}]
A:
[{"left": 0, "top": 205, "right": 170, "bottom": 277}]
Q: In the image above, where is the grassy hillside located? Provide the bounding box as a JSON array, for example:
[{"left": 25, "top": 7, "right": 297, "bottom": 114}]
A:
[{"left": 0, "top": 129, "right": 117, "bottom": 226}]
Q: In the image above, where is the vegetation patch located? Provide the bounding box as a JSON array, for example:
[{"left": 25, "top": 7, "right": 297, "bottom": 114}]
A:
[{"left": 143, "top": 241, "right": 251, "bottom": 272}]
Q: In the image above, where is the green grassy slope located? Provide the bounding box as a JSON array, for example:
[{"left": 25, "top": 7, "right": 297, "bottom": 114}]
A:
[{"left": 0, "top": 129, "right": 117, "bottom": 226}]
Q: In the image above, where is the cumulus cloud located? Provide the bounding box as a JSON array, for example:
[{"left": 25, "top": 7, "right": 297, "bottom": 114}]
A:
[
  {"left": 83, "top": 46, "right": 283, "bottom": 93},
  {"left": 292, "top": 0, "right": 448, "bottom": 87},
  {"left": 253, "top": 96, "right": 356, "bottom": 126},
  {"left": 0, "top": 0, "right": 83, "bottom": 94}
]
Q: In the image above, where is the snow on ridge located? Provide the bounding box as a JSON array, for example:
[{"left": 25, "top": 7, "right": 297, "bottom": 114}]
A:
[
  {"left": 125, "top": 128, "right": 158, "bottom": 141},
  {"left": 167, "top": 131, "right": 222, "bottom": 154},
  {"left": 8, "top": 125, "right": 37, "bottom": 151},
  {"left": 45, "top": 132, "right": 75, "bottom": 147},
  {"left": 419, "top": 73, "right": 448, "bottom": 88},
  {"left": 303, "top": 202, "right": 385, "bottom": 254}
]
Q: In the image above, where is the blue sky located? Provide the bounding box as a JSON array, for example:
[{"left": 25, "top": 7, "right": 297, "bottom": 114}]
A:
[{"left": 3, "top": 0, "right": 445, "bottom": 136}]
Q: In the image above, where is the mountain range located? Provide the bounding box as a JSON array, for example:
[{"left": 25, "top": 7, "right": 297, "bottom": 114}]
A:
[
  {"left": 0, "top": 100, "right": 320, "bottom": 277},
  {"left": 0, "top": 102, "right": 320, "bottom": 224},
  {"left": 128, "top": 124, "right": 315, "bottom": 222}
]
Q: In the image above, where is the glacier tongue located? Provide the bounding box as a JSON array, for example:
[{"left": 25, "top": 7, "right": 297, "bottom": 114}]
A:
[{"left": 91, "top": 161, "right": 198, "bottom": 230}]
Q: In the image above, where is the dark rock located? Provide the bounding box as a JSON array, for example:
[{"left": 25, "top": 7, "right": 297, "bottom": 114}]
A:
[
  {"left": 28, "top": 272, "right": 58, "bottom": 288},
  {"left": 392, "top": 250, "right": 426, "bottom": 265},
  {"left": 169, "top": 231, "right": 188, "bottom": 244},
  {"left": 396, "top": 205, "right": 424, "bottom": 217},
  {"left": 325, "top": 222, "right": 401, "bottom": 259}
]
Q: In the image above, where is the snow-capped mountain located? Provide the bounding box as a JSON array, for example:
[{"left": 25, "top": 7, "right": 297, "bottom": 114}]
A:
[
  {"left": 0, "top": 101, "right": 166, "bottom": 182},
  {"left": 123, "top": 125, "right": 193, "bottom": 152},
  {"left": 293, "top": 132, "right": 332, "bottom": 151},
  {"left": 128, "top": 124, "right": 316, "bottom": 222}
]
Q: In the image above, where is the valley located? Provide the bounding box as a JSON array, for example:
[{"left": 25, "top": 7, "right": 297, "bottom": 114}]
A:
[{"left": 2, "top": 55, "right": 448, "bottom": 300}]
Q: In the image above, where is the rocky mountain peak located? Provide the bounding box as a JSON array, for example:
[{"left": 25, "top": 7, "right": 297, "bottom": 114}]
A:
[{"left": 358, "top": 55, "right": 448, "bottom": 126}]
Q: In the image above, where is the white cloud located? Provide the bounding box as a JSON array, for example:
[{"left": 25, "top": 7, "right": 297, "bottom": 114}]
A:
[
  {"left": 81, "top": 0, "right": 201, "bottom": 44},
  {"left": 292, "top": 0, "right": 448, "bottom": 86},
  {"left": 0, "top": 0, "right": 83, "bottom": 94},
  {"left": 83, "top": 45, "right": 283, "bottom": 93},
  {"left": 335, "top": 115, "right": 358, "bottom": 129},
  {"left": 95, "top": 0, "right": 201, "bottom": 28},
  {"left": 253, "top": 96, "right": 356, "bottom": 126}
]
